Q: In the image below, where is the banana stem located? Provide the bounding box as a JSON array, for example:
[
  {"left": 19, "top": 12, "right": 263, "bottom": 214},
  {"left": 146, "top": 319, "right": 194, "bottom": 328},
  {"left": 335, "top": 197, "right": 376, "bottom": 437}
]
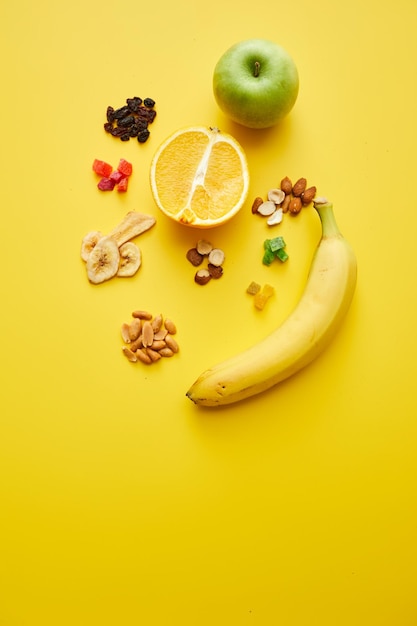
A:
[{"left": 314, "top": 200, "right": 341, "bottom": 238}]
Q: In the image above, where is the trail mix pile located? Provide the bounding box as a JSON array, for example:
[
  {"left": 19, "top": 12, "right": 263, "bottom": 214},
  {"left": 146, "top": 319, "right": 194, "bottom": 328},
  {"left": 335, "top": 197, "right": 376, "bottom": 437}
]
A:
[{"left": 252, "top": 176, "right": 317, "bottom": 225}]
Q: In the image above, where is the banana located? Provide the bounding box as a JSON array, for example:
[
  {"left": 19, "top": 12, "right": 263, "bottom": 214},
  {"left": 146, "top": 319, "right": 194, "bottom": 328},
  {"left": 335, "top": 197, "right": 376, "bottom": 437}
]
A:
[
  {"left": 86, "top": 237, "right": 120, "bottom": 284},
  {"left": 186, "top": 199, "right": 357, "bottom": 407},
  {"left": 117, "top": 242, "right": 141, "bottom": 277}
]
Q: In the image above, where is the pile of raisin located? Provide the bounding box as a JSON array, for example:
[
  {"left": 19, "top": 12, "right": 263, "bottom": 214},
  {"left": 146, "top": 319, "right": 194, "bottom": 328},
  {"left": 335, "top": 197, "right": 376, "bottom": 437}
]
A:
[{"left": 104, "top": 97, "right": 156, "bottom": 143}]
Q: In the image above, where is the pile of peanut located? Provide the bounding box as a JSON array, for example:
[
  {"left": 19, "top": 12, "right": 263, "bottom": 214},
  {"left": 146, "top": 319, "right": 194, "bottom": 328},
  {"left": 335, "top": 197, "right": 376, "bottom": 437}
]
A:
[
  {"left": 252, "top": 176, "right": 317, "bottom": 224},
  {"left": 121, "top": 310, "right": 179, "bottom": 365}
]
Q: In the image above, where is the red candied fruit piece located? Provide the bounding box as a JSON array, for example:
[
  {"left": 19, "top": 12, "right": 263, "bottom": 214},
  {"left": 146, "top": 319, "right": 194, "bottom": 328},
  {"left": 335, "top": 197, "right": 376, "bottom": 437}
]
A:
[
  {"left": 93, "top": 159, "right": 113, "bottom": 178},
  {"left": 109, "top": 170, "right": 124, "bottom": 184},
  {"left": 117, "top": 158, "right": 133, "bottom": 177},
  {"left": 97, "top": 177, "right": 116, "bottom": 191},
  {"left": 116, "top": 177, "right": 129, "bottom": 192}
]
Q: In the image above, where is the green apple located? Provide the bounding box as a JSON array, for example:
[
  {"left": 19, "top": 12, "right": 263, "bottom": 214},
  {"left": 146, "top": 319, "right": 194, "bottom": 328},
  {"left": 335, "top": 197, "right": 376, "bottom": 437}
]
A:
[{"left": 213, "top": 39, "right": 299, "bottom": 129}]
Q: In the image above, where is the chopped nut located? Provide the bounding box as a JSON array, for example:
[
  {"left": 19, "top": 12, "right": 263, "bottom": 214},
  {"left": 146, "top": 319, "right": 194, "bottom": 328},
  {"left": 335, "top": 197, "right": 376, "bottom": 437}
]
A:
[
  {"left": 257, "top": 200, "right": 276, "bottom": 216},
  {"left": 292, "top": 177, "right": 307, "bottom": 197},
  {"left": 196, "top": 239, "right": 213, "bottom": 255},
  {"left": 207, "top": 263, "right": 223, "bottom": 279},
  {"left": 267, "top": 188, "right": 285, "bottom": 205},
  {"left": 208, "top": 248, "right": 225, "bottom": 266},
  {"left": 247, "top": 281, "right": 261, "bottom": 295},
  {"left": 195, "top": 269, "right": 211, "bottom": 285},
  {"left": 251, "top": 196, "right": 264, "bottom": 214},
  {"left": 267, "top": 208, "right": 283, "bottom": 226},
  {"left": 280, "top": 176, "right": 293, "bottom": 195},
  {"left": 186, "top": 247, "right": 204, "bottom": 266}
]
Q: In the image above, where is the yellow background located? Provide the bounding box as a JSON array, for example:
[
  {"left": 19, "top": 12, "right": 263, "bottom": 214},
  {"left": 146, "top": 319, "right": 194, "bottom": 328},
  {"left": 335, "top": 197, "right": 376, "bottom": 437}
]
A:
[{"left": 1, "top": 0, "right": 417, "bottom": 624}]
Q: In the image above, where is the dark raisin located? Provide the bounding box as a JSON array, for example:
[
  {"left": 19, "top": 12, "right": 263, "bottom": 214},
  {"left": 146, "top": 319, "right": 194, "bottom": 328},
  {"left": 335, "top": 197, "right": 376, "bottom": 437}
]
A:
[
  {"left": 144, "top": 98, "right": 155, "bottom": 108},
  {"left": 126, "top": 96, "right": 142, "bottom": 112},
  {"left": 112, "top": 105, "right": 130, "bottom": 119},
  {"left": 137, "top": 129, "right": 150, "bottom": 143},
  {"left": 117, "top": 115, "right": 135, "bottom": 127},
  {"left": 147, "top": 109, "right": 157, "bottom": 123},
  {"left": 103, "top": 122, "right": 113, "bottom": 133},
  {"left": 120, "top": 133, "right": 131, "bottom": 141},
  {"left": 106, "top": 106, "right": 115, "bottom": 122}
]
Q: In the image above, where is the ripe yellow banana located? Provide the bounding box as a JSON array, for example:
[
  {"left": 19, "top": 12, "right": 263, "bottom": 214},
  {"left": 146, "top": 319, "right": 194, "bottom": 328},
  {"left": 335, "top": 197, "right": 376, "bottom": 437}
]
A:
[{"left": 186, "top": 199, "right": 357, "bottom": 407}]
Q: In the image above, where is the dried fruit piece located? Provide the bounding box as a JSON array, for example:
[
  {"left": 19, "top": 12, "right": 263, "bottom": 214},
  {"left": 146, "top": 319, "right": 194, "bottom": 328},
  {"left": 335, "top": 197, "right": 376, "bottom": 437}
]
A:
[
  {"left": 117, "top": 158, "right": 133, "bottom": 177},
  {"left": 117, "top": 242, "right": 141, "bottom": 277},
  {"left": 86, "top": 237, "right": 120, "bottom": 284},
  {"left": 93, "top": 159, "right": 113, "bottom": 178},
  {"left": 254, "top": 284, "right": 275, "bottom": 310},
  {"left": 106, "top": 212, "right": 156, "bottom": 247},
  {"left": 80, "top": 231, "right": 103, "bottom": 261},
  {"left": 116, "top": 176, "right": 129, "bottom": 193},
  {"left": 97, "top": 177, "right": 116, "bottom": 191},
  {"left": 247, "top": 281, "right": 261, "bottom": 295}
]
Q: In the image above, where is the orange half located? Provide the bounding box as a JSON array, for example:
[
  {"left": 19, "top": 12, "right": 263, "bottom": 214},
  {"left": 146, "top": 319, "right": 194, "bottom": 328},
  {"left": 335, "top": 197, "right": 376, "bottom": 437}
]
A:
[{"left": 149, "top": 126, "right": 249, "bottom": 228}]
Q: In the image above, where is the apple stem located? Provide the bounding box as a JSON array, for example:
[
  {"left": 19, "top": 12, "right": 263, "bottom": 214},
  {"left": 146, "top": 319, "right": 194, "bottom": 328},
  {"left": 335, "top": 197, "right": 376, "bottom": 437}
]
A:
[{"left": 254, "top": 61, "right": 260, "bottom": 77}]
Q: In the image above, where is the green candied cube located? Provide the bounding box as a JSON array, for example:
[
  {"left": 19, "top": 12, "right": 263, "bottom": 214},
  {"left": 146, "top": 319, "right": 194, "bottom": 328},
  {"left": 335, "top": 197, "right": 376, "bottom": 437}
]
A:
[
  {"left": 262, "top": 247, "right": 276, "bottom": 265},
  {"left": 268, "top": 236, "right": 286, "bottom": 252},
  {"left": 276, "top": 247, "right": 289, "bottom": 262}
]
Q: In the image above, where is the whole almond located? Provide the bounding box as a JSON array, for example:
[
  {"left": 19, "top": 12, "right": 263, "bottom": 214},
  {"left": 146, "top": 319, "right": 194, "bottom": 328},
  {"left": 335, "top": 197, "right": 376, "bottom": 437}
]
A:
[
  {"left": 301, "top": 186, "right": 317, "bottom": 206},
  {"left": 292, "top": 178, "right": 307, "bottom": 197},
  {"left": 251, "top": 196, "right": 264, "bottom": 214},
  {"left": 289, "top": 196, "right": 303, "bottom": 214},
  {"left": 280, "top": 176, "right": 292, "bottom": 195}
]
